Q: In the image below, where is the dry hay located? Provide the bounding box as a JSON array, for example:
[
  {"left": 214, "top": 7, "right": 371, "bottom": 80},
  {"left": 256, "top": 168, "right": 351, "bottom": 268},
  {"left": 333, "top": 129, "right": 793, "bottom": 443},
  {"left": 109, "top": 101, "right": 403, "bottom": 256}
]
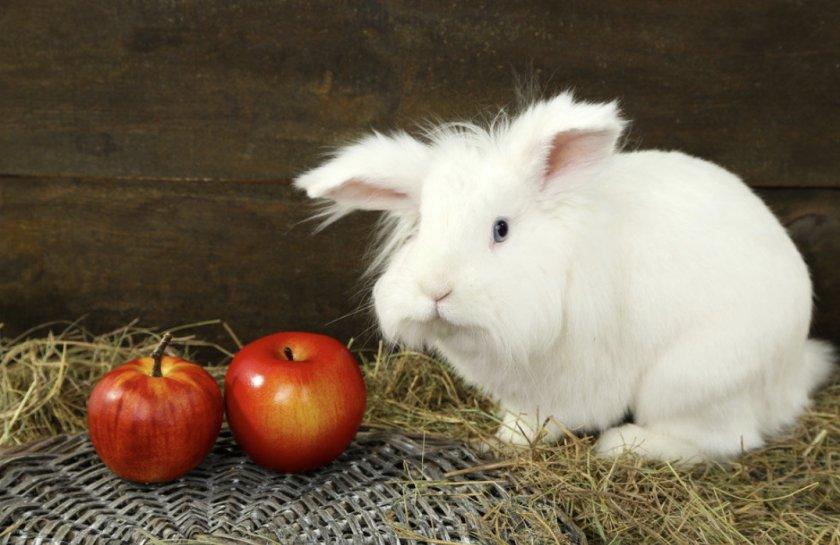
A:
[{"left": 1, "top": 320, "right": 838, "bottom": 544}]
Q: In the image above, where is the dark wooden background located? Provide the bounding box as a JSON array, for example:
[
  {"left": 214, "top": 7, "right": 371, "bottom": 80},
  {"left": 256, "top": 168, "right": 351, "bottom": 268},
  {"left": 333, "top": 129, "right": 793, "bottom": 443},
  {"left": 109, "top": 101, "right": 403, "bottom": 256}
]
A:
[{"left": 1, "top": 1, "right": 838, "bottom": 346}]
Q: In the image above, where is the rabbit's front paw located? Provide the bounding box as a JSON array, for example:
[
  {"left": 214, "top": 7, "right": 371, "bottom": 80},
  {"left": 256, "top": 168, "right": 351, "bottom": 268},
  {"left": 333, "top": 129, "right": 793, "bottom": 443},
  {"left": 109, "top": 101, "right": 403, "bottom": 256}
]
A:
[
  {"left": 494, "top": 420, "right": 535, "bottom": 447},
  {"left": 495, "top": 409, "right": 561, "bottom": 447},
  {"left": 474, "top": 409, "right": 563, "bottom": 455},
  {"left": 473, "top": 416, "right": 536, "bottom": 456},
  {"left": 595, "top": 424, "right": 706, "bottom": 465}
]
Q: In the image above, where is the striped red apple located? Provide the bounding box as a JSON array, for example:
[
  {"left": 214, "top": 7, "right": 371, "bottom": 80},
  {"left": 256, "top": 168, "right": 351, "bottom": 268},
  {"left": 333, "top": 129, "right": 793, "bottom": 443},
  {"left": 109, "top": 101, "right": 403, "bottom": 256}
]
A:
[{"left": 87, "top": 333, "right": 223, "bottom": 483}]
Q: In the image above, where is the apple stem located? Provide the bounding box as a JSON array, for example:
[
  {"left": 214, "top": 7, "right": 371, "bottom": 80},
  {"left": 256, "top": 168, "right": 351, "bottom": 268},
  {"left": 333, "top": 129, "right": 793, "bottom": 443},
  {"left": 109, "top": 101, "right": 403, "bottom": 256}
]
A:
[
  {"left": 151, "top": 332, "right": 173, "bottom": 377},
  {"left": 283, "top": 346, "right": 294, "bottom": 361}
]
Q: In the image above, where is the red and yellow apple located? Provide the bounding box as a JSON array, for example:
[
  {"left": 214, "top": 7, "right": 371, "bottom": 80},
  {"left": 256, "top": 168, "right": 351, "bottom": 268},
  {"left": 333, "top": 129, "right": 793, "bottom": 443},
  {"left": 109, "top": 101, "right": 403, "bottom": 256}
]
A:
[
  {"left": 87, "top": 333, "right": 223, "bottom": 483},
  {"left": 225, "top": 331, "right": 366, "bottom": 473}
]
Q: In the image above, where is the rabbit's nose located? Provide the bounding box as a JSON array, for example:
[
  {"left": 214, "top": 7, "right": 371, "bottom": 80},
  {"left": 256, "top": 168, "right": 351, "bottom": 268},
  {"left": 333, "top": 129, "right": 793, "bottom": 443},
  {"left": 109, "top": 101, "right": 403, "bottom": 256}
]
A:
[
  {"left": 419, "top": 280, "right": 453, "bottom": 303},
  {"left": 432, "top": 289, "right": 452, "bottom": 303}
]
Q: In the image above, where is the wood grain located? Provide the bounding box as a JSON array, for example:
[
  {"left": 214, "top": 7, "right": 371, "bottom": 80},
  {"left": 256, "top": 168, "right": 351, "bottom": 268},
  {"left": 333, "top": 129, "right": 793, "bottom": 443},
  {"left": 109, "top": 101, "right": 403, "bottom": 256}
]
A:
[
  {"left": 0, "top": 1, "right": 837, "bottom": 187},
  {"left": 0, "top": 175, "right": 376, "bottom": 345},
  {"left": 1, "top": 176, "right": 838, "bottom": 345}
]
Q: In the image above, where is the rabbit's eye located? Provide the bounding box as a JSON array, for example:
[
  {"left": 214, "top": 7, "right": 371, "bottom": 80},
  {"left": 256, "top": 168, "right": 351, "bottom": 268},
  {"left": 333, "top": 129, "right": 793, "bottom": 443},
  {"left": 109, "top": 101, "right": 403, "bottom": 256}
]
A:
[{"left": 492, "top": 218, "right": 509, "bottom": 243}]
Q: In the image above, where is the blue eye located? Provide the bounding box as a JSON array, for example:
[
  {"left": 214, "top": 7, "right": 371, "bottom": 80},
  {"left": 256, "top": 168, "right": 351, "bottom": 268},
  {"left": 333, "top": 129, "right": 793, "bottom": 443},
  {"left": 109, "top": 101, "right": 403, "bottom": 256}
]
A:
[{"left": 493, "top": 218, "right": 509, "bottom": 243}]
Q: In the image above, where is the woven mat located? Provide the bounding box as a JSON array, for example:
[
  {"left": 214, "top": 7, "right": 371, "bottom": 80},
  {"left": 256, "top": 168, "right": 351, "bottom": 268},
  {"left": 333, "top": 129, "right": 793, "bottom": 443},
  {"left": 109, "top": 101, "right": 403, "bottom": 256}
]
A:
[{"left": 0, "top": 428, "right": 582, "bottom": 544}]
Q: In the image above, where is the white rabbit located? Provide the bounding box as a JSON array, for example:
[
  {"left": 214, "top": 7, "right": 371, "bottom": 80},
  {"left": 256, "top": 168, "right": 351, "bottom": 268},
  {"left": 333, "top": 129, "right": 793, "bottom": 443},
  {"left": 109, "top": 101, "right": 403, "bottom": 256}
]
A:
[{"left": 294, "top": 93, "right": 835, "bottom": 463}]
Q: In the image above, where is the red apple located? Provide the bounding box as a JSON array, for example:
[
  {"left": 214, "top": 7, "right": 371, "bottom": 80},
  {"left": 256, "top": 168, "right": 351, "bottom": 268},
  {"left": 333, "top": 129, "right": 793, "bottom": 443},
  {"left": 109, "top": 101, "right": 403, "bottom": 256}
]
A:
[
  {"left": 87, "top": 333, "right": 223, "bottom": 483},
  {"left": 225, "top": 331, "right": 366, "bottom": 472}
]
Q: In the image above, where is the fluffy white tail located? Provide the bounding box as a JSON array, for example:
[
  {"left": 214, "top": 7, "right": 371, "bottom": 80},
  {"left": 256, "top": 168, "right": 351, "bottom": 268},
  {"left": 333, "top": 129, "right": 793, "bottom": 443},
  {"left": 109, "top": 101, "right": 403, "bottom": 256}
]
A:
[{"left": 804, "top": 339, "right": 836, "bottom": 392}]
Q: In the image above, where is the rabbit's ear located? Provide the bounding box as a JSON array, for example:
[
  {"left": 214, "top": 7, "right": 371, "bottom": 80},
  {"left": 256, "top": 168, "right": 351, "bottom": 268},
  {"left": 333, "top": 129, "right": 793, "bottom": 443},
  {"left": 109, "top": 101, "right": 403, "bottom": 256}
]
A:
[
  {"left": 506, "top": 93, "right": 626, "bottom": 189},
  {"left": 294, "top": 132, "right": 428, "bottom": 213}
]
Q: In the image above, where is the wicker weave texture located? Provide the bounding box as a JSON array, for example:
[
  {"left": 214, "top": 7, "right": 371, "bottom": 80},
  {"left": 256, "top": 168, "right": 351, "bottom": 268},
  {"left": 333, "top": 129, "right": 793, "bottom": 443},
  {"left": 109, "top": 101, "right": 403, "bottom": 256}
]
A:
[{"left": 0, "top": 429, "right": 580, "bottom": 544}]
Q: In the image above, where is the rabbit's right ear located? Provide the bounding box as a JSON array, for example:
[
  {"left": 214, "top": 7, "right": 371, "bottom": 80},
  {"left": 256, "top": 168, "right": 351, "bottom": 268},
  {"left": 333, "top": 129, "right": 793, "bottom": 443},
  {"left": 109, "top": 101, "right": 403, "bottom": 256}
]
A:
[
  {"left": 294, "top": 132, "right": 429, "bottom": 214},
  {"left": 504, "top": 93, "right": 627, "bottom": 192}
]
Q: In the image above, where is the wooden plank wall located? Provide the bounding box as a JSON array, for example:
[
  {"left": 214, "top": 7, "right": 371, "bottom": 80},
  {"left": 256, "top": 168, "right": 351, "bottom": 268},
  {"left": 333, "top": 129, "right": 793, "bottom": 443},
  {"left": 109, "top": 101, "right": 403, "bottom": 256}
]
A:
[{"left": 1, "top": 1, "right": 838, "bottom": 345}]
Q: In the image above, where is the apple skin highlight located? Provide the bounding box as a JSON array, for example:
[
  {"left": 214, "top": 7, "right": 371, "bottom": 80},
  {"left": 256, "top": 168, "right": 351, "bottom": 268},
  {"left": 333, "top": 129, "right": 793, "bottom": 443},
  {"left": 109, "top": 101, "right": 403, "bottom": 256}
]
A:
[{"left": 224, "top": 332, "right": 367, "bottom": 473}]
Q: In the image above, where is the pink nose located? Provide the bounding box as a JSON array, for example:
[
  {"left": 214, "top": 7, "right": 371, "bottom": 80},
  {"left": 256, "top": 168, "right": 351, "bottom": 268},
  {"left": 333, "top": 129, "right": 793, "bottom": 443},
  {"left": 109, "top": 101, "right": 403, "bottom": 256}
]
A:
[
  {"left": 419, "top": 278, "right": 453, "bottom": 303},
  {"left": 432, "top": 289, "right": 452, "bottom": 303}
]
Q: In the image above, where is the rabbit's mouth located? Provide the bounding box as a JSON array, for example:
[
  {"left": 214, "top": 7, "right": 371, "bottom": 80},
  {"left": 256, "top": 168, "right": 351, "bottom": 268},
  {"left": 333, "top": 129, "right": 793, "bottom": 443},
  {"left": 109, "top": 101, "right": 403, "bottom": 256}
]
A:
[
  {"left": 388, "top": 310, "right": 487, "bottom": 354},
  {"left": 406, "top": 312, "right": 454, "bottom": 334},
  {"left": 425, "top": 313, "right": 483, "bottom": 340},
  {"left": 428, "top": 306, "right": 464, "bottom": 329},
  {"left": 399, "top": 311, "right": 463, "bottom": 340}
]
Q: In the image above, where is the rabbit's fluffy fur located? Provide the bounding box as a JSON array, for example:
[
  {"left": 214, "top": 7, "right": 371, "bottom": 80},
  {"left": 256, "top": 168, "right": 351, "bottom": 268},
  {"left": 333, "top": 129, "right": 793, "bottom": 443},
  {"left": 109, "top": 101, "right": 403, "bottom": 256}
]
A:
[{"left": 295, "top": 93, "right": 835, "bottom": 463}]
